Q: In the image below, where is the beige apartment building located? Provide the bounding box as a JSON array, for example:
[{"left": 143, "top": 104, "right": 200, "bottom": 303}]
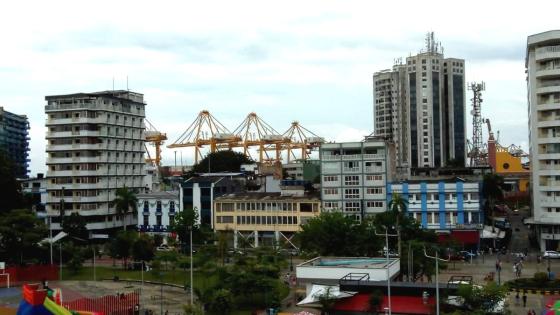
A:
[
  {"left": 45, "top": 90, "right": 146, "bottom": 233},
  {"left": 213, "top": 190, "right": 321, "bottom": 249}
]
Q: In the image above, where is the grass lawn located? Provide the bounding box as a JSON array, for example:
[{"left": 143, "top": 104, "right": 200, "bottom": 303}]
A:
[{"left": 61, "top": 266, "right": 216, "bottom": 288}]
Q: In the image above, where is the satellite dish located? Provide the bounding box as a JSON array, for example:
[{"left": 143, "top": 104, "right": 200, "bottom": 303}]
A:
[{"left": 470, "top": 110, "right": 475, "bottom": 115}]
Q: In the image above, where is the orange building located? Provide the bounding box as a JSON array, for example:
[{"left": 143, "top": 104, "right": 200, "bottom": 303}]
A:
[{"left": 488, "top": 138, "right": 530, "bottom": 194}]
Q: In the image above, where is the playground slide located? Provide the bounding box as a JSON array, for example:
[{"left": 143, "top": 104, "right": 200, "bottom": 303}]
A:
[{"left": 42, "top": 298, "right": 72, "bottom": 315}]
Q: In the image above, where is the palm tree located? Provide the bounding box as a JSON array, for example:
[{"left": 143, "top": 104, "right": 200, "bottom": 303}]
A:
[
  {"left": 113, "top": 187, "right": 138, "bottom": 231},
  {"left": 388, "top": 193, "right": 408, "bottom": 257}
]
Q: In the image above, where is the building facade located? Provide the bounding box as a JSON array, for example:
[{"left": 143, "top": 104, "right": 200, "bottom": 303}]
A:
[
  {"left": 373, "top": 33, "right": 466, "bottom": 174},
  {"left": 526, "top": 30, "right": 560, "bottom": 250},
  {"left": 21, "top": 173, "right": 48, "bottom": 212},
  {"left": 45, "top": 90, "right": 146, "bottom": 233},
  {"left": 213, "top": 191, "right": 321, "bottom": 248},
  {"left": 137, "top": 191, "right": 180, "bottom": 235},
  {"left": 0, "top": 107, "right": 30, "bottom": 178},
  {"left": 181, "top": 175, "right": 244, "bottom": 227},
  {"left": 320, "top": 137, "right": 391, "bottom": 221}
]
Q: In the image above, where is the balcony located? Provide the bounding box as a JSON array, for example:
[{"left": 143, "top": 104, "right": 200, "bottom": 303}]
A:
[
  {"left": 342, "top": 167, "right": 361, "bottom": 173},
  {"left": 536, "top": 85, "right": 560, "bottom": 95},
  {"left": 364, "top": 167, "right": 384, "bottom": 173},
  {"left": 536, "top": 68, "right": 560, "bottom": 79},
  {"left": 341, "top": 154, "right": 362, "bottom": 160},
  {"left": 363, "top": 154, "right": 385, "bottom": 160},
  {"left": 536, "top": 45, "right": 560, "bottom": 62},
  {"left": 322, "top": 155, "right": 341, "bottom": 161}
]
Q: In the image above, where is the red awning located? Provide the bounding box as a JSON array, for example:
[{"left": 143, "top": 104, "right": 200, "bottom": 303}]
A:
[
  {"left": 333, "top": 293, "right": 435, "bottom": 314},
  {"left": 437, "top": 230, "right": 479, "bottom": 245}
]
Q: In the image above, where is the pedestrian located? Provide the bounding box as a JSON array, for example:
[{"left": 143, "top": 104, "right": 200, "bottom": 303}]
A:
[
  {"left": 515, "top": 293, "right": 520, "bottom": 306},
  {"left": 522, "top": 292, "right": 527, "bottom": 307},
  {"left": 531, "top": 309, "right": 537, "bottom": 315}
]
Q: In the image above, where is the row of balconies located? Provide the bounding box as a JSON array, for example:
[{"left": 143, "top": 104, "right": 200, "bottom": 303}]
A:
[
  {"left": 46, "top": 156, "right": 145, "bottom": 164},
  {"left": 45, "top": 103, "right": 145, "bottom": 116},
  {"left": 46, "top": 143, "right": 144, "bottom": 152},
  {"left": 322, "top": 180, "right": 386, "bottom": 187},
  {"left": 47, "top": 168, "right": 146, "bottom": 177},
  {"left": 47, "top": 179, "right": 145, "bottom": 190},
  {"left": 46, "top": 117, "right": 145, "bottom": 128},
  {"left": 536, "top": 45, "right": 560, "bottom": 62},
  {"left": 321, "top": 153, "right": 385, "bottom": 161},
  {"left": 46, "top": 130, "right": 144, "bottom": 140}
]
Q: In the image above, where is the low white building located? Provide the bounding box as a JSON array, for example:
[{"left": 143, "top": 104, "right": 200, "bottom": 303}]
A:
[
  {"left": 296, "top": 256, "right": 400, "bottom": 294},
  {"left": 137, "top": 191, "right": 180, "bottom": 235}
]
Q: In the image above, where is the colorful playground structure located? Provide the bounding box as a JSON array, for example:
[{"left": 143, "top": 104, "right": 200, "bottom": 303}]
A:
[{"left": 17, "top": 284, "right": 100, "bottom": 315}]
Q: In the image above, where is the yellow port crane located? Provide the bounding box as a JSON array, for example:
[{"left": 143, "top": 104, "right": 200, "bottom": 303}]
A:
[
  {"left": 231, "top": 112, "right": 291, "bottom": 163},
  {"left": 144, "top": 119, "right": 168, "bottom": 167},
  {"left": 167, "top": 110, "right": 241, "bottom": 164},
  {"left": 280, "top": 121, "right": 324, "bottom": 163}
]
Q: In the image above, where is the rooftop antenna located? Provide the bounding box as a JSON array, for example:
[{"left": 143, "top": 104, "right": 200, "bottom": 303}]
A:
[{"left": 126, "top": 76, "right": 129, "bottom": 91}]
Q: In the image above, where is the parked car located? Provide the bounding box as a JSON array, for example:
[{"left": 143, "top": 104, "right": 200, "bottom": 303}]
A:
[
  {"left": 459, "top": 251, "right": 477, "bottom": 259},
  {"left": 511, "top": 252, "right": 526, "bottom": 258},
  {"left": 156, "top": 244, "right": 175, "bottom": 252},
  {"left": 543, "top": 251, "right": 560, "bottom": 259}
]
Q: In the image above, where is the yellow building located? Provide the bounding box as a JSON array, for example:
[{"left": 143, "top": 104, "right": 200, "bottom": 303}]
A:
[
  {"left": 214, "top": 192, "right": 321, "bottom": 248},
  {"left": 489, "top": 140, "right": 530, "bottom": 194}
]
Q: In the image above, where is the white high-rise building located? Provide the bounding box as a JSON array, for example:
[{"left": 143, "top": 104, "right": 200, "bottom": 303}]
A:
[
  {"left": 45, "top": 90, "right": 146, "bottom": 233},
  {"left": 373, "top": 33, "right": 466, "bottom": 176},
  {"left": 320, "top": 136, "right": 392, "bottom": 221},
  {"left": 526, "top": 30, "right": 560, "bottom": 250}
]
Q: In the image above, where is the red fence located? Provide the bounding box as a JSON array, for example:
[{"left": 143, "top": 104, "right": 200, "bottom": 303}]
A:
[
  {"left": 0, "top": 265, "right": 59, "bottom": 286},
  {"left": 62, "top": 290, "right": 140, "bottom": 315}
]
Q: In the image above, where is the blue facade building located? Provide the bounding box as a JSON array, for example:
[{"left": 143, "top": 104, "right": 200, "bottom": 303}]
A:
[
  {"left": 0, "top": 107, "right": 30, "bottom": 178},
  {"left": 387, "top": 179, "right": 483, "bottom": 249}
]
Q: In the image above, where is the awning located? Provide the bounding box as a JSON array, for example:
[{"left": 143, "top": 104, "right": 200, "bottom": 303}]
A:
[
  {"left": 297, "top": 285, "right": 356, "bottom": 306},
  {"left": 333, "top": 292, "right": 435, "bottom": 314}
]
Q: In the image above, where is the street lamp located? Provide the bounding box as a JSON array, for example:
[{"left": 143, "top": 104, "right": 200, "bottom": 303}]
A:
[
  {"left": 186, "top": 221, "right": 194, "bottom": 306},
  {"left": 375, "top": 227, "right": 398, "bottom": 315},
  {"left": 424, "top": 247, "right": 450, "bottom": 315}
]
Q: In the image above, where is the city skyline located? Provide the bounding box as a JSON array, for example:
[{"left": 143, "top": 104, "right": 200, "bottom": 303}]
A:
[{"left": 0, "top": 1, "right": 557, "bottom": 174}]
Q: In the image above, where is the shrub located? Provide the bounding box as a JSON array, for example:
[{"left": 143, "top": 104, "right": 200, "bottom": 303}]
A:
[{"left": 534, "top": 272, "right": 548, "bottom": 285}]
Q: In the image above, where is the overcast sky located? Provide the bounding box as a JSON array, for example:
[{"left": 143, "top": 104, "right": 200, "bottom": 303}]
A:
[{"left": 0, "top": 1, "right": 557, "bottom": 175}]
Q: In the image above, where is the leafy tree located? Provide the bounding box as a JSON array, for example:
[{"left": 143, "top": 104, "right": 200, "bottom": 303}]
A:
[
  {"left": 62, "top": 212, "right": 89, "bottom": 241},
  {"left": 371, "top": 211, "right": 440, "bottom": 281},
  {"left": 171, "top": 208, "right": 212, "bottom": 251},
  {"left": 456, "top": 282, "right": 507, "bottom": 313},
  {"left": 208, "top": 289, "right": 233, "bottom": 315},
  {"left": 113, "top": 187, "right": 138, "bottom": 231},
  {"left": 388, "top": 193, "right": 408, "bottom": 256},
  {"left": 0, "top": 209, "right": 47, "bottom": 264},
  {"left": 482, "top": 173, "right": 504, "bottom": 227},
  {"left": 108, "top": 231, "right": 137, "bottom": 268},
  {"left": 190, "top": 151, "right": 253, "bottom": 174},
  {"left": 0, "top": 151, "right": 23, "bottom": 213},
  {"left": 66, "top": 243, "right": 86, "bottom": 274},
  {"left": 297, "top": 212, "right": 381, "bottom": 256},
  {"left": 132, "top": 234, "right": 155, "bottom": 262},
  {"left": 315, "top": 286, "right": 337, "bottom": 315}
]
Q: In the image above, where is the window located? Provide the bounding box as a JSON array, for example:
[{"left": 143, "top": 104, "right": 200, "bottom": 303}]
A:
[
  {"left": 323, "top": 202, "right": 338, "bottom": 209},
  {"left": 365, "top": 175, "right": 383, "bottom": 181},
  {"left": 324, "top": 188, "right": 338, "bottom": 195},
  {"left": 366, "top": 187, "right": 383, "bottom": 195},
  {"left": 366, "top": 201, "right": 383, "bottom": 208},
  {"left": 344, "top": 188, "right": 360, "bottom": 199},
  {"left": 143, "top": 215, "right": 149, "bottom": 226},
  {"left": 156, "top": 215, "right": 162, "bottom": 226},
  {"left": 344, "top": 202, "right": 361, "bottom": 212},
  {"left": 324, "top": 175, "right": 338, "bottom": 182},
  {"left": 343, "top": 161, "right": 359, "bottom": 171},
  {"left": 344, "top": 175, "right": 359, "bottom": 185}
]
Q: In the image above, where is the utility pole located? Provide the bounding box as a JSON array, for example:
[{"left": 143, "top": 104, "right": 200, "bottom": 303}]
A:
[
  {"left": 424, "top": 247, "right": 450, "bottom": 315},
  {"left": 375, "top": 227, "right": 398, "bottom": 315}
]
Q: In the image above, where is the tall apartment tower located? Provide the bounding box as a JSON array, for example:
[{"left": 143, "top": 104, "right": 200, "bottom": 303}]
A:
[
  {"left": 45, "top": 90, "right": 146, "bottom": 233},
  {"left": 526, "top": 30, "right": 560, "bottom": 250},
  {"left": 373, "top": 33, "right": 466, "bottom": 175},
  {"left": 0, "top": 107, "right": 30, "bottom": 178}
]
